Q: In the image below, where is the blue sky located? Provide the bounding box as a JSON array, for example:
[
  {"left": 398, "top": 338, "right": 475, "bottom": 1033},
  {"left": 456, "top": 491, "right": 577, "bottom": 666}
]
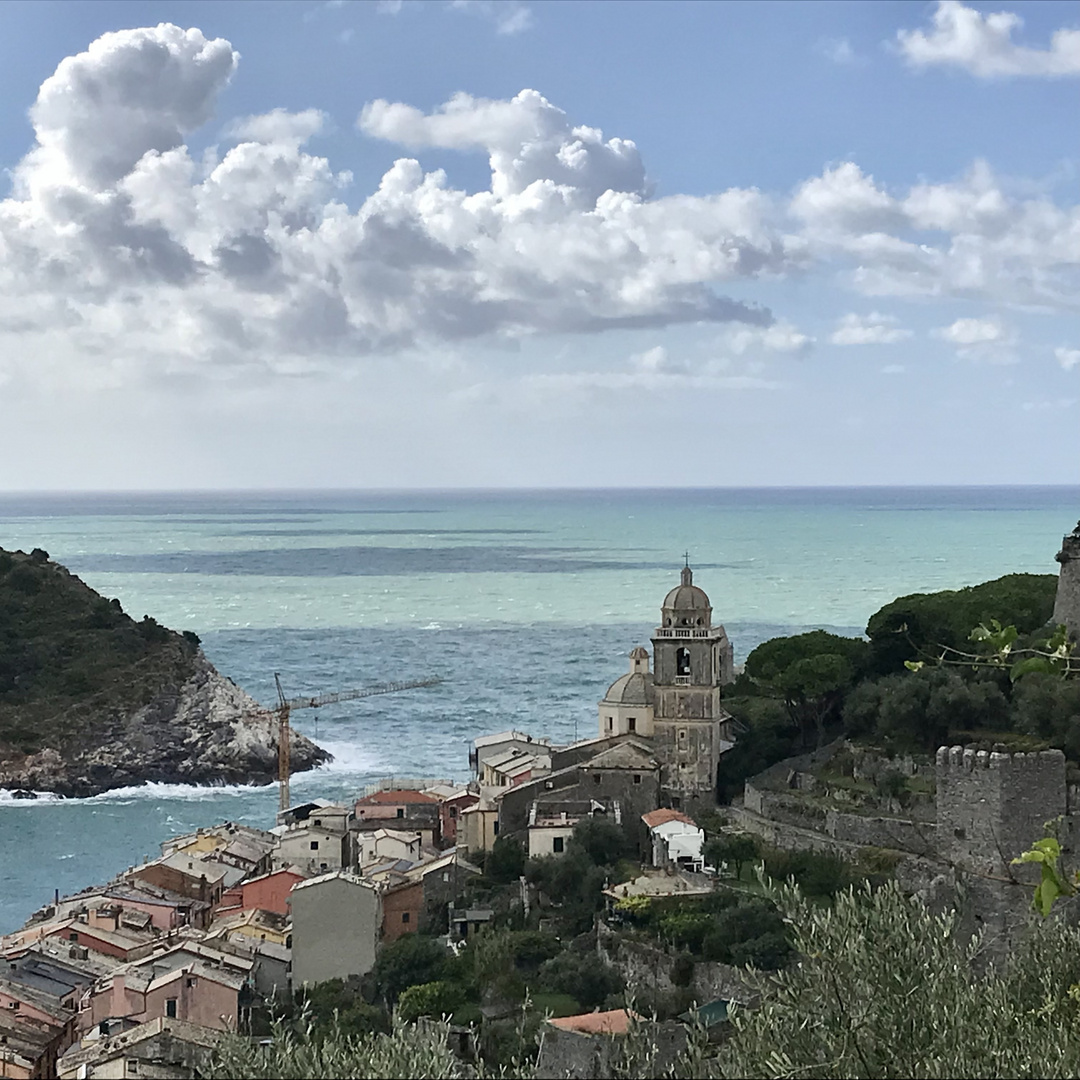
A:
[{"left": 0, "top": 0, "right": 1076, "bottom": 489}]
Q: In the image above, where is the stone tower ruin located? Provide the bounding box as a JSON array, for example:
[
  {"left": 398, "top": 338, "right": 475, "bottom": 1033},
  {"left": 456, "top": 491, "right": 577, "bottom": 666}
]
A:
[{"left": 1054, "top": 520, "right": 1080, "bottom": 640}]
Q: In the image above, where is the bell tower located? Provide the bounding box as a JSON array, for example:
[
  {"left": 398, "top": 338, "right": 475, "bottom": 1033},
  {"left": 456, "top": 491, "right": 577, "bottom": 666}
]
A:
[{"left": 651, "top": 562, "right": 735, "bottom": 807}]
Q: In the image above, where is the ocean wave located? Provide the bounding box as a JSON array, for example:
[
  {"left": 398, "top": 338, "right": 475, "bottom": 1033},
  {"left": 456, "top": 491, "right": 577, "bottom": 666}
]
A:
[
  {"left": 296, "top": 740, "right": 381, "bottom": 777},
  {"left": 0, "top": 780, "right": 272, "bottom": 807}
]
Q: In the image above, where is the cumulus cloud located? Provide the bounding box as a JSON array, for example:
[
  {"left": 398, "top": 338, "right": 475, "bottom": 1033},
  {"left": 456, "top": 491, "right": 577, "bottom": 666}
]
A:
[
  {"left": 1057, "top": 347, "right": 1080, "bottom": 371},
  {"left": 897, "top": 0, "right": 1080, "bottom": 78},
  {"left": 934, "top": 315, "right": 1017, "bottom": 362},
  {"left": 0, "top": 29, "right": 813, "bottom": 382},
  {"left": 792, "top": 160, "right": 1080, "bottom": 311},
  {"left": 359, "top": 89, "right": 646, "bottom": 207},
  {"left": 816, "top": 37, "right": 865, "bottom": 66},
  {"left": 830, "top": 312, "right": 912, "bottom": 345}
]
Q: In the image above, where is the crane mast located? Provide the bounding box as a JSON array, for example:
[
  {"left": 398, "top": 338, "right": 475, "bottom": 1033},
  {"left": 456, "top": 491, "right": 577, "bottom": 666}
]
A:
[{"left": 272, "top": 673, "right": 442, "bottom": 813}]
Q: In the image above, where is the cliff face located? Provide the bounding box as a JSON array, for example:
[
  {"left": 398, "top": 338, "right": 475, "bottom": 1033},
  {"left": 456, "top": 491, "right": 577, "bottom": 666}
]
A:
[{"left": 0, "top": 547, "right": 329, "bottom": 797}]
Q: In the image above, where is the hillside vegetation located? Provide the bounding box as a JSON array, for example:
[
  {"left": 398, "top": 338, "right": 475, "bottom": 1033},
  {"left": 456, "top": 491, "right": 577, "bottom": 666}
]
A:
[
  {"left": 0, "top": 547, "right": 201, "bottom": 757},
  {"left": 0, "top": 546, "right": 328, "bottom": 795}
]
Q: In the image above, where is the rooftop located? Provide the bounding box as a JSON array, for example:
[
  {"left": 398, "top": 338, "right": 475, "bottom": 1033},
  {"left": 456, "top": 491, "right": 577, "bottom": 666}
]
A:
[
  {"left": 642, "top": 808, "right": 698, "bottom": 829},
  {"left": 548, "top": 1008, "right": 639, "bottom": 1036}
]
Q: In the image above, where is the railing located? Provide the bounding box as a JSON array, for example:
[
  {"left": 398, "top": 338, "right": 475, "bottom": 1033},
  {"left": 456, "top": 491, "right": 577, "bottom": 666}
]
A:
[
  {"left": 653, "top": 628, "right": 714, "bottom": 639},
  {"left": 674, "top": 676, "right": 692, "bottom": 685}
]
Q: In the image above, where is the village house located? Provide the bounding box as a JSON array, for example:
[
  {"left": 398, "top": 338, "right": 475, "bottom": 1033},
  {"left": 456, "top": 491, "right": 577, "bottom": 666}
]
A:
[
  {"left": 380, "top": 879, "right": 423, "bottom": 944},
  {"left": 424, "top": 785, "right": 479, "bottom": 847},
  {"left": 272, "top": 822, "right": 348, "bottom": 878},
  {"left": 0, "top": 977, "right": 77, "bottom": 1066},
  {"left": 0, "top": 952, "right": 96, "bottom": 1015},
  {"left": 289, "top": 871, "right": 381, "bottom": 987},
  {"left": 216, "top": 867, "right": 305, "bottom": 918},
  {"left": 41, "top": 919, "right": 157, "bottom": 965},
  {"left": 459, "top": 798, "right": 500, "bottom": 856},
  {"left": 85, "top": 942, "right": 253, "bottom": 1033},
  {"left": 161, "top": 823, "right": 276, "bottom": 878},
  {"left": 642, "top": 808, "right": 706, "bottom": 872},
  {"left": 125, "top": 853, "right": 232, "bottom": 909},
  {"left": 526, "top": 800, "right": 618, "bottom": 859},
  {"left": 406, "top": 849, "right": 480, "bottom": 933},
  {"left": 353, "top": 789, "right": 442, "bottom": 849},
  {"left": 0, "top": 1007, "right": 66, "bottom": 1080},
  {"left": 470, "top": 731, "right": 550, "bottom": 779},
  {"left": 358, "top": 827, "right": 425, "bottom": 866},
  {"left": 56, "top": 1015, "right": 222, "bottom": 1080}
]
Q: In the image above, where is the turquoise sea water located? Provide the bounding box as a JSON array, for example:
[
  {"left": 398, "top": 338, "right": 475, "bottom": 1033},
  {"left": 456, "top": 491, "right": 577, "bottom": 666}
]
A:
[{"left": 0, "top": 487, "right": 1076, "bottom": 932}]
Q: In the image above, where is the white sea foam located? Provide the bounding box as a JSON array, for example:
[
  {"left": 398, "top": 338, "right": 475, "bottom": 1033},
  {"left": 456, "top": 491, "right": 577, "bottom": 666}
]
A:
[
  {"left": 296, "top": 739, "right": 381, "bottom": 777},
  {"left": 0, "top": 789, "right": 64, "bottom": 805}
]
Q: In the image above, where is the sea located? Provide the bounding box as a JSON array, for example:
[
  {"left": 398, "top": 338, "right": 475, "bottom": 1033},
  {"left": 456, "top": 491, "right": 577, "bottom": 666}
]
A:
[{"left": 0, "top": 486, "right": 1077, "bottom": 933}]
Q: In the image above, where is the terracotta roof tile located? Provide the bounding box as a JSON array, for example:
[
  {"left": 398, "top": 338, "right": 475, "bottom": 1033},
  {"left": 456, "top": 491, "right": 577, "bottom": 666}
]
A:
[{"left": 641, "top": 808, "right": 696, "bottom": 829}]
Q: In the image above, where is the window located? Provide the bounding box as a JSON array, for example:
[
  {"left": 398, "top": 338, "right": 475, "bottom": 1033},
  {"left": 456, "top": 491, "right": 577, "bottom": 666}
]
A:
[
  {"left": 442, "top": 872, "right": 450, "bottom": 882},
  {"left": 606, "top": 717, "right": 612, "bottom": 731},
  {"left": 9, "top": 1002, "right": 18, "bottom": 1011},
  {"left": 593, "top": 774, "right": 601, "bottom": 785},
  {"left": 553, "top": 836, "right": 564, "bottom": 854},
  {"left": 186, "top": 977, "right": 196, "bottom": 988},
  {"left": 69, "top": 932, "right": 79, "bottom": 942},
  {"left": 633, "top": 774, "right": 642, "bottom": 785},
  {"left": 450, "top": 807, "right": 458, "bottom": 818},
  {"left": 628, "top": 717, "right": 636, "bottom": 733},
  {"left": 493, "top": 821, "right": 499, "bottom": 835},
  {"left": 309, "top": 841, "right": 319, "bottom": 850},
  {"left": 677, "top": 647, "right": 691, "bottom": 676},
  {"left": 314, "top": 819, "right": 322, "bottom": 827},
  {"left": 165, "top": 998, "right": 177, "bottom": 1019},
  {"left": 127, "top": 1062, "right": 139, "bottom": 1075},
  {"left": 396, "top": 808, "right": 404, "bottom": 818},
  {"left": 679, "top": 729, "right": 687, "bottom": 743},
  {"left": 402, "top": 912, "right": 410, "bottom": 923}
]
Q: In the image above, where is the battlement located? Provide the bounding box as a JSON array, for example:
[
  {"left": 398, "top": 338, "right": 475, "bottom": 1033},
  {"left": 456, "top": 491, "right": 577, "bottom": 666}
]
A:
[
  {"left": 1056, "top": 521, "right": 1080, "bottom": 564},
  {"left": 935, "top": 746, "right": 1066, "bottom": 773}
]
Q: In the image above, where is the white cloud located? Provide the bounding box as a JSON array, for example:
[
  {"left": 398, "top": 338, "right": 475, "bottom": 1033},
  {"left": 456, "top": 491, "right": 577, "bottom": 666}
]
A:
[
  {"left": 793, "top": 161, "right": 1080, "bottom": 311},
  {"left": 881, "top": 364, "right": 906, "bottom": 375},
  {"left": 727, "top": 321, "right": 812, "bottom": 355},
  {"left": 0, "top": 32, "right": 811, "bottom": 385},
  {"left": 449, "top": 0, "right": 534, "bottom": 36},
  {"left": 359, "top": 89, "right": 646, "bottom": 207},
  {"left": 1056, "top": 347, "right": 1080, "bottom": 371},
  {"left": 830, "top": 312, "right": 912, "bottom": 345},
  {"left": 897, "top": 0, "right": 1080, "bottom": 78},
  {"left": 226, "top": 108, "right": 326, "bottom": 146},
  {"left": 934, "top": 315, "right": 1017, "bottom": 362}
]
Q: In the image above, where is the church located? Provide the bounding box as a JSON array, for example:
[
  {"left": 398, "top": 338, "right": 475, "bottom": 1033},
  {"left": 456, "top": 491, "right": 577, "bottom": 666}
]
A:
[{"left": 598, "top": 563, "right": 738, "bottom": 809}]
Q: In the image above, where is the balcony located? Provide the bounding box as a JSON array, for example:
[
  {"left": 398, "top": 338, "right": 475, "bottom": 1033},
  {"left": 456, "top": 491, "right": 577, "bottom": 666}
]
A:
[{"left": 654, "top": 628, "right": 714, "bottom": 639}]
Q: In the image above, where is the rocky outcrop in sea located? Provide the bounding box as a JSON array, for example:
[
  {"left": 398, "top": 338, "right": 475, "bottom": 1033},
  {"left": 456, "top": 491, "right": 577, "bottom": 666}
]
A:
[{"left": 0, "top": 652, "right": 330, "bottom": 798}]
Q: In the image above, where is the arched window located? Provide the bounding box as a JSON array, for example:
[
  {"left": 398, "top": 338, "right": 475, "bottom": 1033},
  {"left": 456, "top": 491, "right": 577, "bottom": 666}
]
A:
[{"left": 677, "top": 647, "right": 691, "bottom": 676}]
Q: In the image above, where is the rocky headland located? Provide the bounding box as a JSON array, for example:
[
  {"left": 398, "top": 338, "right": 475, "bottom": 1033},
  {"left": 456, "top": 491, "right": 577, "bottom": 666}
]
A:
[{"left": 0, "top": 547, "right": 329, "bottom": 797}]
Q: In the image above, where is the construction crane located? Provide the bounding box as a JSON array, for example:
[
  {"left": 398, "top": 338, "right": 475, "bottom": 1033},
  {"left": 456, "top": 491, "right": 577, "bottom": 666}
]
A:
[{"left": 271, "top": 673, "right": 442, "bottom": 812}]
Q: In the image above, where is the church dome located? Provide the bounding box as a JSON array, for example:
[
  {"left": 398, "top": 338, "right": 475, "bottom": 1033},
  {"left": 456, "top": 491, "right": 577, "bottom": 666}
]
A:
[
  {"left": 660, "top": 565, "right": 712, "bottom": 626},
  {"left": 601, "top": 672, "right": 654, "bottom": 707}
]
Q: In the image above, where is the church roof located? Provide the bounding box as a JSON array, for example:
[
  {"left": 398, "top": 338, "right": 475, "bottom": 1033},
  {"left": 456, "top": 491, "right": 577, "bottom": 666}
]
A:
[
  {"left": 661, "top": 565, "right": 711, "bottom": 616},
  {"left": 586, "top": 740, "right": 659, "bottom": 771},
  {"left": 601, "top": 671, "right": 654, "bottom": 707}
]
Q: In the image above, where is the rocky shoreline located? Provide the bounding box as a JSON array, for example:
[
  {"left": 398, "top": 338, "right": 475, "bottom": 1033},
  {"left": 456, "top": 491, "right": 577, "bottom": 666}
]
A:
[{"left": 0, "top": 652, "right": 330, "bottom": 798}]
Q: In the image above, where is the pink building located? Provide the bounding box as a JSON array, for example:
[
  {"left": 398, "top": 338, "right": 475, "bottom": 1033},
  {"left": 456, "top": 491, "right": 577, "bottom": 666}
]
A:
[{"left": 217, "top": 868, "right": 304, "bottom": 918}]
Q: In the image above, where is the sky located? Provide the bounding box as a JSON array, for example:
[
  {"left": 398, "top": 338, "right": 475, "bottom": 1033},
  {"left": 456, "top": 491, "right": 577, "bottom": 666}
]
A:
[{"left": 0, "top": 0, "right": 1077, "bottom": 490}]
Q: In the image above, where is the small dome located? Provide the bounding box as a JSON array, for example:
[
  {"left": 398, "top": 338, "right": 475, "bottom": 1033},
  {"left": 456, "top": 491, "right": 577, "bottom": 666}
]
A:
[
  {"left": 601, "top": 672, "right": 654, "bottom": 707},
  {"left": 661, "top": 584, "right": 711, "bottom": 611},
  {"left": 629, "top": 646, "right": 649, "bottom": 660}
]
